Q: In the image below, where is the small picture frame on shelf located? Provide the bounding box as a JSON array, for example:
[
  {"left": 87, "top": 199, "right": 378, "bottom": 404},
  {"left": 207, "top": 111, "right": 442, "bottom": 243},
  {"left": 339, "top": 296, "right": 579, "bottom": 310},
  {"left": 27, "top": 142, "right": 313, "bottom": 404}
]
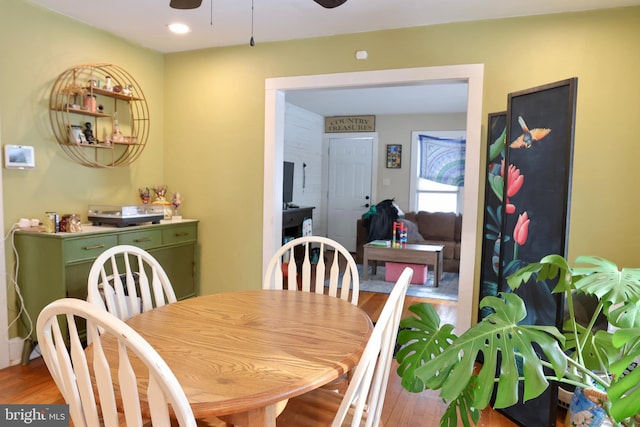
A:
[{"left": 68, "top": 125, "right": 87, "bottom": 144}]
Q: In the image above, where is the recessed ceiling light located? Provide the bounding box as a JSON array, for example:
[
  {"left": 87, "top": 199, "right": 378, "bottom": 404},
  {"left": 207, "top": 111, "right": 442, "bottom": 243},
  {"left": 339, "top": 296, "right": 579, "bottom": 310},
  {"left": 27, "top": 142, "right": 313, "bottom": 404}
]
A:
[{"left": 168, "top": 23, "right": 190, "bottom": 34}]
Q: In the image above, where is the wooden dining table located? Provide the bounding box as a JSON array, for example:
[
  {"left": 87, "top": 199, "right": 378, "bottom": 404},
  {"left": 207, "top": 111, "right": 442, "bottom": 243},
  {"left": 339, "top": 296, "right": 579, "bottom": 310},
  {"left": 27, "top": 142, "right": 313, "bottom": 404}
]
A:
[{"left": 97, "top": 289, "right": 373, "bottom": 426}]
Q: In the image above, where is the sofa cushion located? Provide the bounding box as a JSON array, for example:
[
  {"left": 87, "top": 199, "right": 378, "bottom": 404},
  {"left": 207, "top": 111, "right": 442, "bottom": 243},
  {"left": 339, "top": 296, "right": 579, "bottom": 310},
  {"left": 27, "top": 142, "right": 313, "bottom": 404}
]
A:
[
  {"left": 403, "top": 211, "right": 418, "bottom": 223},
  {"left": 454, "top": 214, "right": 463, "bottom": 241},
  {"left": 415, "top": 211, "right": 456, "bottom": 241}
]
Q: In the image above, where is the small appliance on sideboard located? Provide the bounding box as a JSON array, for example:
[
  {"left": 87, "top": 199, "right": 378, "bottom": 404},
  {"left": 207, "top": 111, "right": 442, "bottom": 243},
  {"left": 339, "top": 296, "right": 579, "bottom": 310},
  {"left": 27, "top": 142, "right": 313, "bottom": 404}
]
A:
[{"left": 88, "top": 204, "right": 164, "bottom": 227}]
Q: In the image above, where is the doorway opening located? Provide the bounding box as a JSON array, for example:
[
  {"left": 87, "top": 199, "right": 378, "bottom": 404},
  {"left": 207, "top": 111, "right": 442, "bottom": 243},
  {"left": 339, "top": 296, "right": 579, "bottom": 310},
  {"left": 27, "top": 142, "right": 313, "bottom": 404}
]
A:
[{"left": 263, "top": 65, "right": 484, "bottom": 332}]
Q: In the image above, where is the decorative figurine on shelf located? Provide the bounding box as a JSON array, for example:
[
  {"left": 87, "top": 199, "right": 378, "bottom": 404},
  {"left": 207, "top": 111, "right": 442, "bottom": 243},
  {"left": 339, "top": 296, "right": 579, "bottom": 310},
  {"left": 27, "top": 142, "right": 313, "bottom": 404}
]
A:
[
  {"left": 111, "top": 112, "right": 124, "bottom": 143},
  {"left": 83, "top": 122, "right": 97, "bottom": 144},
  {"left": 152, "top": 185, "right": 172, "bottom": 219},
  {"left": 123, "top": 84, "right": 133, "bottom": 96},
  {"left": 171, "top": 192, "right": 183, "bottom": 221},
  {"left": 152, "top": 185, "right": 168, "bottom": 203},
  {"left": 138, "top": 187, "right": 151, "bottom": 204}
]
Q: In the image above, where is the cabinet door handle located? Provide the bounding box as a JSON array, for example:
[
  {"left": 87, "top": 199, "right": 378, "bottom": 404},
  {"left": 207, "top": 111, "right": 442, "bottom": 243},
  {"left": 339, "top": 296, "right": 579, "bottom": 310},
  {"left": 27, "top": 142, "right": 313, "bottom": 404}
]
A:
[
  {"left": 134, "top": 237, "right": 152, "bottom": 242},
  {"left": 175, "top": 232, "right": 189, "bottom": 237},
  {"left": 83, "top": 244, "right": 105, "bottom": 250}
]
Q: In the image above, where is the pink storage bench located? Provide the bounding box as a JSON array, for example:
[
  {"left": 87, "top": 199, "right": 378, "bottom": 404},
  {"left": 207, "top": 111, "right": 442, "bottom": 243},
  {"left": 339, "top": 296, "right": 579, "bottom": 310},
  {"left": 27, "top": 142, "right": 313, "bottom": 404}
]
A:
[{"left": 385, "top": 262, "right": 428, "bottom": 285}]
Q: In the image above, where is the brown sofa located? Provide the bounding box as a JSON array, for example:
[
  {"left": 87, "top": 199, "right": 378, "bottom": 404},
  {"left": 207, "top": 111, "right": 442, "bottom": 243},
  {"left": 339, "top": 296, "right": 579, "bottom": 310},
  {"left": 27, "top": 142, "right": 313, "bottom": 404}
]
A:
[{"left": 356, "top": 211, "right": 462, "bottom": 273}]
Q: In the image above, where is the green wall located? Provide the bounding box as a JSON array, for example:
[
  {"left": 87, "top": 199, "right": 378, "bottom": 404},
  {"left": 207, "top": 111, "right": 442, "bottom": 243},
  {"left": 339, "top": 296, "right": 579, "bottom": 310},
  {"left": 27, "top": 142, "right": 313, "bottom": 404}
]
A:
[
  {"left": 164, "top": 7, "right": 640, "bottom": 295},
  {"left": 3, "top": 1, "right": 640, "bottom": 333},
  {"left": 0, "top": 1, "right": 164, "bottom": 334}
]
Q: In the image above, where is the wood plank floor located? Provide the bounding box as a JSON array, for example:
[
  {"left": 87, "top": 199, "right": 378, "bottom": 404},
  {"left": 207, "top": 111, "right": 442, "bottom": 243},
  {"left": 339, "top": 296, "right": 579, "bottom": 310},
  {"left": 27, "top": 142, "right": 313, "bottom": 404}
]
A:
[{"left": 0, "top": 292, "right": 565, "bottom": 426}]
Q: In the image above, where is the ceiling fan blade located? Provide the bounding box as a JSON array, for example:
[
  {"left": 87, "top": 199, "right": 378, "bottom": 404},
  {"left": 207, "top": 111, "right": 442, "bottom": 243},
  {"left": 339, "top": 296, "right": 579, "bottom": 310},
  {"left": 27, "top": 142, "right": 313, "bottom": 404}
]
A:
[
  {"left": 169, "top": 0, "right": 203, "bottom": 9},
  {"left": 313, "top": 0, "right": 348, "bottom": 8}
]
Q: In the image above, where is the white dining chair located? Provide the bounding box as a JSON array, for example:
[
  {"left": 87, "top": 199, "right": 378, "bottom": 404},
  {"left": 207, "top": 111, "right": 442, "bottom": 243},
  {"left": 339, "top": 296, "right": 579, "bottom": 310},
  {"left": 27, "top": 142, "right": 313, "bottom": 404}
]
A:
[
  {"left": 275, "top": 267, "right": 413, "bottom": 427},
  {"left": 87, "top": 244, "right": 177, "bottom": 321},
  {"left": 36, "top": 298, "right": 197, "bottom": 427},
  {"left": 264, "top": 235, "right": 360, "bottom": 305}
]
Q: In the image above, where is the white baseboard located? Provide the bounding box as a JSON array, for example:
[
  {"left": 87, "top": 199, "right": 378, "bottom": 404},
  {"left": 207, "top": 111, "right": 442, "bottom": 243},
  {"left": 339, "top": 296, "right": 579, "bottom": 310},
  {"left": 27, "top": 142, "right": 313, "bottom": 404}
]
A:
[
  {"left": 8, "top": 337, "right": 41, "bottom": 365},
  {"left": 8, "top": 337, "right": 25, "bottom": 366}
]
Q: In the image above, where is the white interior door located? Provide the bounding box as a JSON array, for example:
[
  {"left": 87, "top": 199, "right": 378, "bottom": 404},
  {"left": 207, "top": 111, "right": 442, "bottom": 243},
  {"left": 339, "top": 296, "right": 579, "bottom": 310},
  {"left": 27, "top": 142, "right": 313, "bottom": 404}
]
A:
[{"left": 327, "top": 135, "right": 375, "bottom": 252}]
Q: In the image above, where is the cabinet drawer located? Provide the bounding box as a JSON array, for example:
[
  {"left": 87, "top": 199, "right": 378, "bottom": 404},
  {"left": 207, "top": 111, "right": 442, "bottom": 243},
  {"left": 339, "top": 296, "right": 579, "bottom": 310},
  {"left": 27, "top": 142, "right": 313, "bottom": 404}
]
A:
[
  {"left": 283, "top": 211, "right": 305, "bottom": 227},
  {"left": 63, "top": 235, "right": 118, "bottom": 263},
  {"left": 119, "top": 230, "right": 162, "bottom": 249},
  {"left": 162, "top": 224, "right": 197, "bottom": 245}
]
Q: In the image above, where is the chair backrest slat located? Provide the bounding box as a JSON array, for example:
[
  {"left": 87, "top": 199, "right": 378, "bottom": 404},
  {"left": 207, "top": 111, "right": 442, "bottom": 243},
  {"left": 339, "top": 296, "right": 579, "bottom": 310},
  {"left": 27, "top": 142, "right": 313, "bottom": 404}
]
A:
[
  {"left": 264, "top": 236, "right": 360, "bottom": 305},
  {"left": 91, "top": 328, "right": 118, "bottom": 426},
  {"left": 332, "top": 267, "right": 412, "bottom": 427},
  {"left": 87, "top": 245, "right": 177, "bottom": 321},
  {"left": 37, "top": 298, "right": 197, "bottom": 427}
]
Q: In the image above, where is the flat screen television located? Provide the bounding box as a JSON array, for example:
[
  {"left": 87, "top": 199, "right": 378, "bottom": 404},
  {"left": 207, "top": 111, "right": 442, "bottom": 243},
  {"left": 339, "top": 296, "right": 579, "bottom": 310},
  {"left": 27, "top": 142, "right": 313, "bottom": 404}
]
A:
[{"left": 283, "top": 161, "right": 294, "bottom": 205}]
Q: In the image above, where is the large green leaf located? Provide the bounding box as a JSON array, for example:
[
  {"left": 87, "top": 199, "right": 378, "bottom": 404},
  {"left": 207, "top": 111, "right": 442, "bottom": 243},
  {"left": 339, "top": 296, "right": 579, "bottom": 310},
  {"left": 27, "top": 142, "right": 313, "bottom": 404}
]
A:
[
  {"left": 439, "top": 378, "right": 481, "bottom": 427},
  {"left": 607, "top": 327, "right": 640, "bottom": 422},
  {"left": 412, "top": 293, "right": 567, "bottom": 410},
  {"left": 610, "top": 327, "right": 640, "bottom": 376},
  {"left": 396, "top": 303, "right": 457, "bottom": 393},
  {"left": 572, "top": 257, "right": 640, "bottom": 308},
  {"left": 506, "top": 254, "right": 572, "bottom": 293},
  {"left": 608, "top": 367, "right": 640, "bottom": 422},
  {"left": 563, "top": 319, "right": 618, "bottom": 373},
  {"left": 608, "top": 301, "right": 640, "bottom": 329}
]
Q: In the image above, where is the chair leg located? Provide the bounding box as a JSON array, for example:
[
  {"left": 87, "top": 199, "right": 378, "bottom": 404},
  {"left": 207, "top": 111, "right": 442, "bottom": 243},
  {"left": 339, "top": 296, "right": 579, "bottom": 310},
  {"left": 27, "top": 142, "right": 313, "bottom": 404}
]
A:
[
  {"left": 321, "top": 373, "right": 349, "bottom": 394},
  {"left": 217, "top": 400, "right": 288, "bottom": 426}
]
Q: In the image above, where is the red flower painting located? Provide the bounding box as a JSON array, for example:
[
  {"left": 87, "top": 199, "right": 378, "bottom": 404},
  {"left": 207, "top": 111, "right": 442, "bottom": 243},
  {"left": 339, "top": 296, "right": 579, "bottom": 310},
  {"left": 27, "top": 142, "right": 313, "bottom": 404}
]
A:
[
  {"left": 501, "top": 161, "right": 524, "bottom": 214},
  {"left": 513, "top": 211, "right": 530, "bottom": 246}
]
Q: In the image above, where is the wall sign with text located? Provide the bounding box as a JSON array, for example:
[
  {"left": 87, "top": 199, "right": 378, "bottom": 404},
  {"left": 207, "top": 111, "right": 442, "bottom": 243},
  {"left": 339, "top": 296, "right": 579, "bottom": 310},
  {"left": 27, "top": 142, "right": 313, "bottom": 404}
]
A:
[{"left": 324, "top": 115, "right": 375, "bottom": 133}]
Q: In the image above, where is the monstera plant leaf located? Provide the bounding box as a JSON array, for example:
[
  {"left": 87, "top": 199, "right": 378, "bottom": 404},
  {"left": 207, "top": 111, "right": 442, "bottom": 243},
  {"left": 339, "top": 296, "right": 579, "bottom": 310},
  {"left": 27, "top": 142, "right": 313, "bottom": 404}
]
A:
[
  {"left": 396, "top": 303, "right": 456, "bottom": 393},
  {"left": 405, "top": 293, "right": 567, "bottom": 414},
  {"left": 562, "top": 319, "right": 618, "bottom": 373},
  {"left": 608, "top": 327, "right": 640, "bottom": 422},
  {"left": 506, "top": 254, "right": 573, "bottom": 293},
  {"left": 571, "top": 257, "right": 640, "bottom": 328},
  {"left": 440, "top": 378, "right": 481, "bottom": 427}
]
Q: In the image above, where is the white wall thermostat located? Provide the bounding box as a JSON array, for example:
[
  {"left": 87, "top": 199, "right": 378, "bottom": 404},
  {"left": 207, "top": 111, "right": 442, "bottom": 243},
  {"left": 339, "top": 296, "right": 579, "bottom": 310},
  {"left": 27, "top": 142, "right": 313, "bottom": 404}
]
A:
[{"left": 4, "top": 145, "right": 35, "bottom": 169}]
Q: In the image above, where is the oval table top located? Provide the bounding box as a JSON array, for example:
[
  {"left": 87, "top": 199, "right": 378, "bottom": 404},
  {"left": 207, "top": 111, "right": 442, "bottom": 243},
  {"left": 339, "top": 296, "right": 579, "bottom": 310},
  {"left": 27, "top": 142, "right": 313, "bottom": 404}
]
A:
[{"left": 103, "top": 289, "right": 373, "bottom": 425}]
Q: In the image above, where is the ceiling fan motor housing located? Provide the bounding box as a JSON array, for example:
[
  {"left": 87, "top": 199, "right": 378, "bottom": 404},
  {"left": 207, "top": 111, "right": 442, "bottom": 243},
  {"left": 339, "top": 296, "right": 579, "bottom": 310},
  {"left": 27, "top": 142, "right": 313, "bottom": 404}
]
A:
[
  {"left": 314, "top": 0, "right": 348, "bottom": 7},
  {"left": 169, "top": 0, "right": 203, "bottom": 9},
  {"left": 170, "top": 0, "right": 347, "bottom": 9}
]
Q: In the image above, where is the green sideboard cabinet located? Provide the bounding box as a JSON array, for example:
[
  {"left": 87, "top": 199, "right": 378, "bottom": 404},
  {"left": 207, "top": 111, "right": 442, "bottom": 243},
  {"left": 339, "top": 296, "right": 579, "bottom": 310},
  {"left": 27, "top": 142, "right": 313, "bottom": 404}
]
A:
[{"left": 15, "top": 220, "right": 199, "bottom": 339}]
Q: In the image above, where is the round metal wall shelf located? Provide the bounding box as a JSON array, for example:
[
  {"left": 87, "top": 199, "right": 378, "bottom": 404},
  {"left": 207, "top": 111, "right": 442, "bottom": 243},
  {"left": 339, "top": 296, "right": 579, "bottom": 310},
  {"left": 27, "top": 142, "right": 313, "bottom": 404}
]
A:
[{"left": 49, "top": 63, "right": 149, "bottom": 168}]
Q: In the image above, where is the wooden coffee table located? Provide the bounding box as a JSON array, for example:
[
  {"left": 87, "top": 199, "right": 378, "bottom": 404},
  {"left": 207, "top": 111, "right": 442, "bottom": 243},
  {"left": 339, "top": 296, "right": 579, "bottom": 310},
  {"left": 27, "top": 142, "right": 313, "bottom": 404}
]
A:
[{"left": 362, "top": 243, "right": 444, "bottom": 287}]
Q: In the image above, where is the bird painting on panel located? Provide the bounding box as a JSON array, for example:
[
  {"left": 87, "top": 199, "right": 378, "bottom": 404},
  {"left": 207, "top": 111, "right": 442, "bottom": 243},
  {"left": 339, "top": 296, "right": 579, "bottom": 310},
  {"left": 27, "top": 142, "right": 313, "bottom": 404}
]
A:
[{"left": 510, "top": 116, "right": 551, "bottom": 149}]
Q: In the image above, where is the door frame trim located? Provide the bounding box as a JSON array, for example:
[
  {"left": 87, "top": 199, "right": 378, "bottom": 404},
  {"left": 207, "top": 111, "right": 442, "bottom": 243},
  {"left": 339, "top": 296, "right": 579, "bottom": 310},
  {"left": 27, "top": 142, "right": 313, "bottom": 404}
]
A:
[{"left": 263, "top": 64, "right": 484, "bottom": 332}]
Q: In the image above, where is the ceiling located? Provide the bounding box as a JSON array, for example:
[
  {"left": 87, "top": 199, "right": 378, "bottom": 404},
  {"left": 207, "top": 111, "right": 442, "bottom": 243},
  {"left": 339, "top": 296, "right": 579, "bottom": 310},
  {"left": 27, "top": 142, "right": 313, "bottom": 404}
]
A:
[
  {"left": 26, "top": 0, "right": 640, "bottom": 115},
  {"left": 26, "top": 0, "right": 640, "bottom": 53},
  {"left": 285, "top": 83, "right": 470, "bottom": 115}
]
